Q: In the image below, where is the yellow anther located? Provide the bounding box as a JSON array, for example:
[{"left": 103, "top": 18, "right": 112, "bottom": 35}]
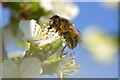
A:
[
  {"left": 43, "top": 24, "right": 47, "bottom": 27},
  {"left": 72, "top": 65, "right": 80, "bottom": 69},
  {"left": 46, "top": 36, "right": 49, "bottom": 39},
  {"left": 68, "top": 61, "right": 73, "bottom": 65},
  {"left": 45, "top": 33, "right": 48, "bottom": 35},
  {"left": 41, "top": 33, "right": 45, "bottom": 36}
]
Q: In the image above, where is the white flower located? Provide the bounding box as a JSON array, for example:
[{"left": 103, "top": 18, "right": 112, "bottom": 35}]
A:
[
  {"left": 40, "top": 0, "right": 79, "bottom": 20},
  {"left": 19, "top": 19, "right": 60, "bottom": 47},
  {"left": 41, "top": 53, "right": 80, "bottom": 78},
  {"left": 83, "top": 27, "right": 118, "bottom": 64},
  {"left": 18, "top": 19, "right": 80, "bottom": 78},
  {"left": 2, "top": 58, "right": 42, "bottom": 78},
  {"left": 58, "top": 53, "right": 80, "bottom": 78},
  {"left": 19, "top": 19, "right": 67, "bottom": 61}
]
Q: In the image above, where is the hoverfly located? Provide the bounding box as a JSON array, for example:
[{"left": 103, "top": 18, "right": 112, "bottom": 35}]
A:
[{"left": 48, "top": 15, "right": 82, "bottom": 49}]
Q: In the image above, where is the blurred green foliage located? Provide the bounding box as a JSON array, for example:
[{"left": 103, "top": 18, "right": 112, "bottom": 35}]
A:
[
  {"left": 2, "top": 2, "right": 52, "bottom": 49},
  {"left": 3, "top": 2, "right": 51, "bottom": 20}
]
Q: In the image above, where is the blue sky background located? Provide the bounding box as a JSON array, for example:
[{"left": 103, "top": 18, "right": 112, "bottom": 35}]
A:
[{"left": 1, "top": 2, "right": 118, "bottom": 78}]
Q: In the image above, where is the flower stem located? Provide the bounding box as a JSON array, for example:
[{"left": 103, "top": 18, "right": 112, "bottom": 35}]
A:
[
  {"left": 58, "top": 69, "right": 64, "bottom": 80},
  {"left": 58, "top": 71, "right": 63, "bottom": 78}
]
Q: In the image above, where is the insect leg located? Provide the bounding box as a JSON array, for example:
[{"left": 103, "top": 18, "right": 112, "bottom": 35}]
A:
[
  {"left": 47, "top": 26, "right": 52, "bottom": 29},
  {"left": 55, "top": 29, "right": 59, "bottom": 32}
]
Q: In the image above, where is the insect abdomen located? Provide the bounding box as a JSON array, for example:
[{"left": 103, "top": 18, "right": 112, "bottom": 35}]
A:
[{"left": 63, "top": 31, "right": 78, "bottom": 49}]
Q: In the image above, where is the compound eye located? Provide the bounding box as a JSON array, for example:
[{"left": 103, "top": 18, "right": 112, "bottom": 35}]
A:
[{"left": 55, "top": 18, "right": 60, "bottom": 26}]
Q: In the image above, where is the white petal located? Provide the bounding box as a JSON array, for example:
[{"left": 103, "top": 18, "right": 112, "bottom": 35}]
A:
[
  {"left": 34, "top": 23, "right": 41, "bottom": 37},
  {"left": 19, "top": 58, "right": 42, "bottom": 78},
  {"left": 19, "top": 19, "right": 41, "bottom": 40},
  {"left": 2, "top": 60, "right": 19, "bottom": 78}
]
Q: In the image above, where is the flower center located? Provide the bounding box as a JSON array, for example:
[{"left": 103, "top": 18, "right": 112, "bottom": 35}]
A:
[{"left": 32, "top": 23, "right": 61, "bottom": 41}]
